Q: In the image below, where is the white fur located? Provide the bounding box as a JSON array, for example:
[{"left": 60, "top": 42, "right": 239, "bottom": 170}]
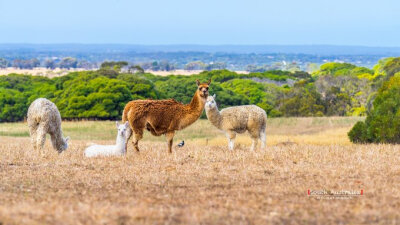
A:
[
  {"left": 205, "top": 94, "right": 267, "bottom": 151},
  {"left": 27, "top": 98, "right": 69, "bottom": 154},
  {"left": 85, "top": 121, "right": 130, "bottom": 157}
]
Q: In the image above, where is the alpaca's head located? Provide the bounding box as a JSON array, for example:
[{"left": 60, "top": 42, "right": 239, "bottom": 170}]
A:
[
  {"left": 205, "top": 94, "right": 217, "bottom": 110},
  {"left": 116, "top": 121, "right": 130, "bottom": 139},
  {"left": 59, "top": 136, "right": 69, "bottom": 152},
  {"left": 196, "top": 79, "right": 211, "bottom": 99}
]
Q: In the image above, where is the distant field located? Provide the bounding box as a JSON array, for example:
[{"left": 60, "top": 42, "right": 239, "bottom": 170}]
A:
[
  {"left": 0, "top": 68, "right": 202, "bottom": 77},
  {"left": 0, "top": 67, "right": 87, "bottom": 77},
  {"left": 1, "top": 117, "right": 400, "bottom": 224},
  {"left": 0, "top": 68, "right": 249, "bottom": 78}
]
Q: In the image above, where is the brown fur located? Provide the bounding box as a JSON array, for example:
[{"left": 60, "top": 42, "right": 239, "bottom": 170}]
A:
[{"left": 122, "top": 79, "right": 211, "bottom": 153}]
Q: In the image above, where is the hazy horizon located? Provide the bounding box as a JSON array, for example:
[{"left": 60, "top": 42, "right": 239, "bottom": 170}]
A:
[
  {"left": 0, "top": 0, "right": 399, "bottom": 46},
  {"left": 1, "top": 43, "right": 400, "bottom": 47},
  {"left": 2, "top": 43, "right": 400, "bottom": 56}
]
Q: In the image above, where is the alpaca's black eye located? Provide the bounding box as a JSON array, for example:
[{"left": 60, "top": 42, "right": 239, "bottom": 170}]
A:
[
  {"left": 206, "top": 87, "right": 209, "bottom": 90},
  {"left": 199, "top": 88, "right": 202, "bottom": 90}
]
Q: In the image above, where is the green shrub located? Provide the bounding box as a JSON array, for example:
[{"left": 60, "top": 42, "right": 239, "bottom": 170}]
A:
[
  {"left": 348, "top": 121, "right": 369, "bottom": 143},
  {"left": 349, "top": 76, "right": 400, "bottom": 143},
  {"left": 279, "top": 81, "right": 325, "bottom": 117}
]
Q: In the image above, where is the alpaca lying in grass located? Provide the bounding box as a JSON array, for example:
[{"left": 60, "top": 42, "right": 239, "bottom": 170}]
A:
[
  {"left": 85, "top": 122, "right": 130, "bottom": 157},
  {"left": 205, "top": 94, "right": 267, "bottom": 151},
  {"left": 122, "top": 79, "right": 211, "bottom": 153},
  {"left": 27, "top": 98, "right": 69, "bottom": 154}
]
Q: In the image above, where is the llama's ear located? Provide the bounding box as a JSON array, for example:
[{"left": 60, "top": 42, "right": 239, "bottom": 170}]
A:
[
  {"left": 116, "top": 121, "right": 120, "bottom": 128},
  {"left": 207, "top": 79, "right": 211, "bottom": 85},
  {"left": 213, "top": 94, "right": 216, "bottom": 99},
  {"left": 65, "top": 136, "right": 70, "bottom": 142},
  {"left": 124, "top": 121, "right": 129, "bottom": 128},
  {"left": 196, "top": 79, "right": 200, "bottom": 86}
]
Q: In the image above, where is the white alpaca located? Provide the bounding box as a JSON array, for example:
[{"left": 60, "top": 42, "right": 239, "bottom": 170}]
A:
[
  {"left": 205, "top": 94, "right": 267, "bottom": 151},
  {"left": 85, "top": 121, "right": 130, "bottom": 157},
  {"left": 27, "top": 98, "right": 69, "bottom": 154}
]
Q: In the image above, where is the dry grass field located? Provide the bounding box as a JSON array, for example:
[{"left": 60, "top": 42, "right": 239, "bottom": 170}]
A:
[
  {"left": 0, "top": 68, "right": 88, "bottom": 78},
  {"left": 1, "top": 117, "right": 400, "bottom": 224}
]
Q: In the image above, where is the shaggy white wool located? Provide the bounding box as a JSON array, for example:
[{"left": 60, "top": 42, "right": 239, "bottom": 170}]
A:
[
  {"left": 27, "top": 98, "right": 69, "bottom": 154},
  {"left": 205, "top": 94, "right": 267, "bottom": 151},
  {"left": 85, "top": 122, "right": 130, "bottom": 157}
]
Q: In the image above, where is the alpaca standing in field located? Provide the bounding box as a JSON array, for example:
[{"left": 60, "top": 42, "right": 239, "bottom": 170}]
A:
[
  {"left": 27, "top": 98, "right": 69, "bottom": 154},
  {"left": 122, "top": 79, "right": 211, "bottom": 153},
  {"left": 205, "top": 94, "right": 267, "bottom": 151},
  {"left": 84, "top": 122, "right": 130, "bottom": 157}
]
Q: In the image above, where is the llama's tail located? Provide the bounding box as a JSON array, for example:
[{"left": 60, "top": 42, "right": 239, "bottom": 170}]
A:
[
  {"left": 122, "top": 105, "right": 129, "bottom": 123},
  {"left": 261, "top": 110, "right": 267, "bottom": 149},
  {"left": 121, "top": 105, "right": 134, "bottom": 151},
  {"left": 262, "top": 110, "right": 268, "bottom": 129}
]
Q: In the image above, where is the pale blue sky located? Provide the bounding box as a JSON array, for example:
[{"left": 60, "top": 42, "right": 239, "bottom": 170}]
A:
[{"left": 0, "top": 0, "right": 399, "bottom": 46}]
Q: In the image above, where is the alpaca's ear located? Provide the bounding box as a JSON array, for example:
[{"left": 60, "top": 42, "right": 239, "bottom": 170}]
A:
[
  {"left": 116, "top": 121, "right": 120, "bottom": 128},
  {"left": 207, "top": 79, "right": 211, "bottom": 85},
  {"left": 65, "top": 136, "right": 70, "bottom": 142},
  {"left": 196, "top": 79, "right": 200, "bottom": 86},
  {"left": 213, "top": 94, "right": 216, "bottom": 99},
  {"left": 124, "top": 121, "right": 129, "bottom": 128}
]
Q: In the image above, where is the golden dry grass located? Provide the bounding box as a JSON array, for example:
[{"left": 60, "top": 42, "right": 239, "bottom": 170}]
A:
[{"left": 1, "top": 117, "right": 400, "bottom": 224}]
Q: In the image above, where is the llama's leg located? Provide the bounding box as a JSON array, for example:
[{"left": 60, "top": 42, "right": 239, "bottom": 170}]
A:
[
  {"left": 132, "top": 130, "right": 143, "bottom": 152},
  {"left": 29, "top": 127, "right": 38, "bottom": 151},
  {"left": 130, "top": 119, "right": 144, "bottom": 152},
  {"left": 250, "top": 137, "right": 258, "bottom": 151},
  {"left": 36, "top": 130, "right": 47, "bottom": 156},
  {"left": 260, "top": 128, "right": 267, "bottom": 150},
  {"left": 249, "top": 130, "right": 260, "bottom": 151},
  {"left": 125, "top": 127, "right": 132, "bottom": 152},
  {"left": 49, "top": 133, "right": 56, "bottom": 151},
  {"left": 166, "top": 131, "right": 175, "bottom": 153},
  {"left": 225, "top": 131, "right": 236, "bottom": 150},
  {"left": 28, "top": 120, "right": 39, "bottom": 151}
]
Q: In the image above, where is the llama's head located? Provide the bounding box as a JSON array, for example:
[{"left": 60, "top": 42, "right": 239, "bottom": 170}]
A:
[
  {"left": 58, "top": 136, "right": 69, "bottom": 152},
  {"left": 116, "top": 121, "right": 130, "bottom": 138},
  {"left": 205, "top": 94, "right": 217, "bottom": 110},
  {"left": 196, "top": 79, "right": 211, "bottom": 99}
]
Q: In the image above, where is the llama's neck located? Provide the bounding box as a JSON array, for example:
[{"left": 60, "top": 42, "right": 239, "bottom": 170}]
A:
[
  {"left": 205, "top": 106, "right": 222, "bottom": 129},
  {"left": 180, "top": 92, "right": 206, "bottom": 129},
  {"left": 50, "top": 128, "right": 66, "bottom": 151},
  {"left": 115, "top": 134, "right": 127, "bottom": 154},
  {"left": 189, "top": 91, "right": 204, "bottom": 111}
]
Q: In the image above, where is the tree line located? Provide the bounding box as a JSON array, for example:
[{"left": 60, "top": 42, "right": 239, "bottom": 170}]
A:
[
  {"left": 1, "top": 57, "right": 400, "bottom": 143},
  {"left": 0, "top": 57, "right": 95, "bottom": 69}
]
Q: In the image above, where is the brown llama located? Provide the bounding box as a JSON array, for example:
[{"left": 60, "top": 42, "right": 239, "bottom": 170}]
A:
[{"left": 122, "top": 79, "right": 211, "bottom": 153}]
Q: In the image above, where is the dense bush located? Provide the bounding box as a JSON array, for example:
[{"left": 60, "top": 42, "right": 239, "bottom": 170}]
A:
[
  {"left": 348, "top": 121, "right": 369, "bottom": 143},
  {"left": 0, "top": 74, "right": 55, "bottom": 122},
  {"left": 313, "top": 62, "right": 374, "bottom": 80},
  {"left": 0, "top": 70, "right": 258, "bottom": 121},
  {"left": 348, "top": 76, "right": 400, "bottom": 143},
  {"left": 0, "top": 72, "right": 155, "bottom": 121},
  {"left": 1, "top": 58, "right": 400, "bottom": 122},
  {"left": 279, "top": 81, "right": 325, "bottom": 117}
]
